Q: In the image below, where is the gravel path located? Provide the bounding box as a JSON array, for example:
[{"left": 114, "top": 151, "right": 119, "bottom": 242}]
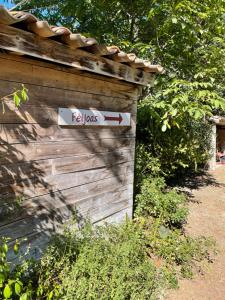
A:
[{"left": 166, "top": 167, "right": 225, "bottom": 300}]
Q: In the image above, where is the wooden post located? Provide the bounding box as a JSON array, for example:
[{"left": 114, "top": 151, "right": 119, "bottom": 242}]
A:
[{"left": 208, "top": 124, "right": 217, "bottom": 170}]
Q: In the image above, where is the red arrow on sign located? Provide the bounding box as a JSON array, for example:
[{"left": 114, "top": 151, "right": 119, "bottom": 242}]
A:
[{"left": 104, "top": 114, "right": 123, "bottom": 124}]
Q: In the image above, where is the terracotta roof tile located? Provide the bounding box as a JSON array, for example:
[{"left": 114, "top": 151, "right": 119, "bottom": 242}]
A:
[{"left": 0, "top": 5, "right": 163, "bottom": 74}]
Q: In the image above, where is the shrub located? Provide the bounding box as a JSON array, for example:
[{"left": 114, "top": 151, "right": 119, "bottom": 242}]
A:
[
  {"left": 135, "top": 144, "right": 162, "bottom": 191},
  {"left": 135, "top": 177, "right": 188, "bottom": 227},
  {"left": 37, "top": 218, "right": 215, "bottom": 299},
  {"left": 37, "top": 220, "right": 165, "bottom": 300},
  {"left": 145, "top": 220, "right": 216, "bottom": 280},
  {"left": 137, "top": 89, "right": 216, "bottom": 178},
  {"left": 0, "top": 218, "right": 215, "bottom": 300}
]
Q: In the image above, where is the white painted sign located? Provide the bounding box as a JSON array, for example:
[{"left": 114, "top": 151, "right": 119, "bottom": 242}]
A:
[{"left": 58, "top": 108, "right": 131, "bottom": 127}]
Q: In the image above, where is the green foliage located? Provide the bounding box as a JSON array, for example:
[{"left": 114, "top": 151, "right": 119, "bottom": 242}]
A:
[
  {"left": 136, "top": 0, "right": 225, "bottom": 176},
  {"left": 143, "top": 219, "right": 216, "bottom": 281},
  {"left": 137, "top": 105, "right": 213, "bottom": 176},
  {"left": 35, "top": 218, "right": 215, "bottom": 299},
  {"left": 12, "top": 85, "right": 29, "bottom": 108},
  {"left": 0, "top": 219, "right": 215, "bottom": 300},
  {"left": 149, "top": 79, "right": 225, "bottom": 132},
  {"left": 135, "top": 144, "right": 162, "bottom": 190},
  {"left": 0, "top": 238, "right": 34, "bottom": 300},
  {"left": 36, "top": 220, "right": 164, "bottom": 300},
  {"left": 135, "top": 177, "right": 188, "bottom": 227},
  {"left": 11, "top": 0, "right": 155, "bottom": 46},
  {"left": 1, "top": 84, "right": 29, "bottom": 113}
]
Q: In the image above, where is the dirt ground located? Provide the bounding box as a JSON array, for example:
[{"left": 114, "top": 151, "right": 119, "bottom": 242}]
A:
[{"left": 166, "top": 166, "right": 225, "bottom": 300}]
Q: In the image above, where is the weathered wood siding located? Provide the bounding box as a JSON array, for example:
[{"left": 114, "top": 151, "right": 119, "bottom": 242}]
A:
[{"left": 0, "top": 53, "right": 140, "bottom": 258}]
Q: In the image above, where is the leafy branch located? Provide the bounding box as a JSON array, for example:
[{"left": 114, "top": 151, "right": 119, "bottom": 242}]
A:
[{"left": 1, "top": 85, "right": 29, "bottom": 113}]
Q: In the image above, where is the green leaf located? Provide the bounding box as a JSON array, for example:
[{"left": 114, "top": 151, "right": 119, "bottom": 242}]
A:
[
  {"left": 20, "top": 293, "right": 28, "bottom": 300},
  {"left": 14, "top": 242, "right": 19, "bottom": 255},
  {"left": 172, "top": 17, "right": 178, "bottom": 24},
  {"left": 15, "top": 282, "right": 22, "bottom": 296},
  {"left": 3, "top": 284, "right": 12, "bottom": 299},
  {"left": 21, "top": 88, "right": 28, "bottom": 102},
  {"left": 0, "top": 272, "right": 5, "bottom": 283},
  {"left": 3, "top": 243, "right": 8, "bottom": 254},
  {"left": 171, "top": 108, "right": 178, "bottom": 117},
  {"left": 47, "top": 291, "right": 54, "bottom": 300},
  {"left": 193, "top": 110, "right": 202, "bottom": 119},
  {"left": 13, "top": 93, "right": 21, "bottom": 107}
]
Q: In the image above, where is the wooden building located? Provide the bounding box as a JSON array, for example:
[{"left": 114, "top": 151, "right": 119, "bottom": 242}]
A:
[
  {"left": 209, "top": 116, "right": 225, "bottom": 170},
  {"left": 0, "top": 6, "right": 162, "bottom": 258}
]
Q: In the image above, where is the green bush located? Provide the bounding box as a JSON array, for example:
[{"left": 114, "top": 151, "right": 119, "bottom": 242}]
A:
[
  {"left": 36, "top": 219, "right": 214, "bottom": 299},
  {"left": 137, "top": 102, "right": 213, "bottom": 178},
  {"left": 135, "top": 177, "right": 188, "bottom": 227},
  {"left": 0, "top": 218, "right": 215, "bottom": 300},
  {"left": 37, "top": 220, "right": 165, "bottom": 300},
  {"left": 135, "top": 144, "right": 162, "bottom": 191}
]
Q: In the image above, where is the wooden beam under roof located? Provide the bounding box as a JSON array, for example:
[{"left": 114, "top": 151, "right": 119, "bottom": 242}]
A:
[{"left": 0, "top": 24, "right": 155, "bottom": 86}]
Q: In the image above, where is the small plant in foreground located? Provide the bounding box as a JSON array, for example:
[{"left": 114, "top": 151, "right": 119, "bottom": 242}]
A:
[
  {"left": 0, "top": 238, "right": 34, "bottom": 300},
  {"left": 0, "top": 216, "right": 216, "bottom": 300}
]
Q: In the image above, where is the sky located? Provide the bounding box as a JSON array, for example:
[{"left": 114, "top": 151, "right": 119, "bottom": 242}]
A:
[{"left": 0, "top": 0, "right": 13, "bottom": 8}]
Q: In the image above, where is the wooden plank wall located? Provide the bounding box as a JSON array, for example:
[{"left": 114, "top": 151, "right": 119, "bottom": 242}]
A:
[{"left": 0, "top": 53, "right": 140, "bottom": 259}]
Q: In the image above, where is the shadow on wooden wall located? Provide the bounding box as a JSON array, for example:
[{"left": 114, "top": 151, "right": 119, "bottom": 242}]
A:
[{"left": 0, "top": 81, "right": 135, "bottom": 259}]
